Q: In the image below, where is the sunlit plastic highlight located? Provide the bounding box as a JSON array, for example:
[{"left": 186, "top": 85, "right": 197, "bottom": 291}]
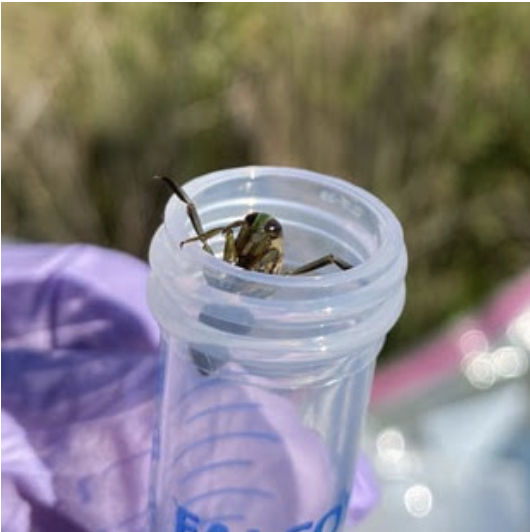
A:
[
  {"left": 376, "top": 427, "right": 405, "bottom": 462},
  {"left": 462, "top": 354, "right": 496, "bottom": 389},
  {"left": 508, "top": 310, "right": 530, "bottom": 350},
  {"left": 459, "top": 328, "right": 488, "bottom": 355},
  {"left": 404, "top": 483, "right": 433, "bottom": 518},
  {"left": 492, "top": 346, "right": 529, "bottom": 379}
]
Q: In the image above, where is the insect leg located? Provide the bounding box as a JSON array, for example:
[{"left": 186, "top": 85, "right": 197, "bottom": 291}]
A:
[
  {"left": 155, "top": 175, "right": 217, "bottom": 253},
  {"left": 219, "top": 220, "right": 245, "bottom": 263},
  {"left": 287, "top": 254, "right": 352, "bottom": 275},
  {"left": 249, "top": 248, "right": 283, "bottom": 274},
  {"left": 155, "top": 175, "right": 220, "bottom": 253},
  {"left": 180, "top": 219, "right": 245, "bottom": 253},
  {"left": 180, "top": 226, "right": 226, "bottom": 249},
  {"left": 223, "top": 228, "right": 238, "bottom": 264},
  {"left": 154, "top": 176, "right": 206, "bottom": 237}
]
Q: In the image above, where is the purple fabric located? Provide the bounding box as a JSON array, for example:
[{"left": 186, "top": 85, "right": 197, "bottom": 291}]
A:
[
  {"left": 161, "top": 360, "right": 336, "bottom": 530},
  {"left": 1, "top": 243, "right": 378, "bottom": 531}
]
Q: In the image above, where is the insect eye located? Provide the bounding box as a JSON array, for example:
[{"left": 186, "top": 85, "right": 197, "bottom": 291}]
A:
[{"left": 264, "top": 218, "right": 282, "bottom": 238}]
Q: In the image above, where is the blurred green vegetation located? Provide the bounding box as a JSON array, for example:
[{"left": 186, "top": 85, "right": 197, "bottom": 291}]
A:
[{"left": 2, "top": 3, "right": 530, "bottom": 359}]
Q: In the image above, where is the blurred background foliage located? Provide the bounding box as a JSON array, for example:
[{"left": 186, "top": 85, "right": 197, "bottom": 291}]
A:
[{"left": 2, "top": 3, "right": 530, "bottom": 359}]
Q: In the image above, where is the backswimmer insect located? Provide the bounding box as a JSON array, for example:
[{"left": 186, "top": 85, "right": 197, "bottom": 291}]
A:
[{"left": 156, "top": 175, "right": 353, "bottom": 275}]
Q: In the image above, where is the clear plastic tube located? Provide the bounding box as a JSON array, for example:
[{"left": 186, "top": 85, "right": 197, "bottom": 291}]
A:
[{"left": 147, "top": 166, "right": 407, "bottom": 532}]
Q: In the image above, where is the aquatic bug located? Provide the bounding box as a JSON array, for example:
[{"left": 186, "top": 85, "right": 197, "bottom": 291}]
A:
[{"left": 156, "top": 175, "right": 352, "bottom": 275}]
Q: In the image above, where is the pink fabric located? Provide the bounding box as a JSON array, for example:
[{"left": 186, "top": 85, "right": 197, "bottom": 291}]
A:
[{"left": 371, "top": 270, "right": 530, "bottom": 407}]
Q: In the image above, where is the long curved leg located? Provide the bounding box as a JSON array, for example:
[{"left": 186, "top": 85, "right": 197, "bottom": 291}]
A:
[
  {"left": 154, "top": 176, "right": 206, "bottom": 237},
  {"left": 287, "top": 254, "right": 352, "bottom": 275},
  {"left": 180, "top": 220, "right": 245, "bottom": 252}
]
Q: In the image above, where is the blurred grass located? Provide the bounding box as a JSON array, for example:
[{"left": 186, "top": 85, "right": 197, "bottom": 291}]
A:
[{"left": 2, "top": 3, "right": 530, "bottom": 358}]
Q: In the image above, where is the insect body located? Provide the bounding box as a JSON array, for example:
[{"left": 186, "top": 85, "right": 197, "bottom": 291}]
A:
[{"left": 156, "top": 175, "right": 352, "bottom": 275}]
